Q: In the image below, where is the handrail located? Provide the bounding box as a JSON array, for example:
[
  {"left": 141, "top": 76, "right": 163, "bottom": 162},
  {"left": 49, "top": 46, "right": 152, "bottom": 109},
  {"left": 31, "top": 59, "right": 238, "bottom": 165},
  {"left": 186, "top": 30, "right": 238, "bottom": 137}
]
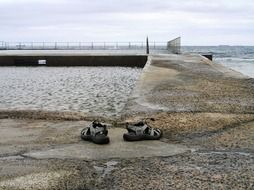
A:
[{"left": 0, "top": 41, "right": 168, "bottom": 51}]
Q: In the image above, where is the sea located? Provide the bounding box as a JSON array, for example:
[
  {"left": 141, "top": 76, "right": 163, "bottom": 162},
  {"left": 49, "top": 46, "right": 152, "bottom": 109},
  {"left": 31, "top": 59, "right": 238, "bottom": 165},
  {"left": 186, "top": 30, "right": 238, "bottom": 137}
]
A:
[
  {"left": 0, "top": 46, "right": 253, "bottom": 117},
  {"left": 182, "top": 46, "right": 254, "bottom": 78}
]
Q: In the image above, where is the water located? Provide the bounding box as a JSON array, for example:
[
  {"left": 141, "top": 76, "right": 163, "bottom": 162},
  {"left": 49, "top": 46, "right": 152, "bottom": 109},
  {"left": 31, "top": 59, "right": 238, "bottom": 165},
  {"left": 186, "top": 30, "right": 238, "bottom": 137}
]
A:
[
  {"left": 182, "top": 46, "right": 254, "bottom": 78},
  {"left": 0, "top": 67, "right": 142, "bottom": 117}
]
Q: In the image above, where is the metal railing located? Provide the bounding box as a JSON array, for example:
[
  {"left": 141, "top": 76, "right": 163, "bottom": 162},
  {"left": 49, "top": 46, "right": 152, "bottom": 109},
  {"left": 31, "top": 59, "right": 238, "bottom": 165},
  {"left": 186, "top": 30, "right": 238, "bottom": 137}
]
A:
[{"left": 0, "top": 41, "right": 168, "bottom": 51}]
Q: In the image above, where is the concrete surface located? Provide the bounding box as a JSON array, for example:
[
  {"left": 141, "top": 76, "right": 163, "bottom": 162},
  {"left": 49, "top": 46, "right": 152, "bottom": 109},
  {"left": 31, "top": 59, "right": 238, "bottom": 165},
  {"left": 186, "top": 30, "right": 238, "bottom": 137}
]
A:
[
  {"left": 0, "top": 119, "right": 189, "bottom": 161},
  {"left": 124, "top": 54, "right": 254, "bottom": 115},
  {"left": 24, "top": 128, "right": 189, "bottom": 160}
]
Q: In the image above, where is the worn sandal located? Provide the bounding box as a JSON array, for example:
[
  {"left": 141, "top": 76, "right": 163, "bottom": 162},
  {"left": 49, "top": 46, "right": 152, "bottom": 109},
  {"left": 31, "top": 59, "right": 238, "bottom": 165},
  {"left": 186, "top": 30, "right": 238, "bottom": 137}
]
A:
[
  {"left": 81, "top": 121, "right": 110, "bottom": 144},
  {"left": 123, "top": 121, "right": 162, "bottom": 141}
]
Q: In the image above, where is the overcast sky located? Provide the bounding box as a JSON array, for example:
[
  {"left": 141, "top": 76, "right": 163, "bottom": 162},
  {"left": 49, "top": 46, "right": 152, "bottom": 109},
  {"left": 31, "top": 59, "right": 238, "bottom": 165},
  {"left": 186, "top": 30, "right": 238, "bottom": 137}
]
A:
[{"left": 0, "top": 0, "right": 253, "bottom": 45}]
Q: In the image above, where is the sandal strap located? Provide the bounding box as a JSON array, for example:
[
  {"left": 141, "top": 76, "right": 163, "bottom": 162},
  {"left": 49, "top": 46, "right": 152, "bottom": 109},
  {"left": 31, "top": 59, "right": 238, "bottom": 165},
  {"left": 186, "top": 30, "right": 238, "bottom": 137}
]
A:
[
  {"left": 81, "top": 127, "right": 89, "bottom": 135},
  {"left": 127, "top": 124, "right": 148, "bottom": 135},
  {"left": 82, "top": 122, "right": 107, "bottom": 136},
  {"left": 148, "top": 128, "right": 161, "bottom": 136},
  {"left": 127, "top": 123, "right": 161, "bottom": 137},
  {"left": 90, "top": 123, "right": 107, "bottom": 136}
]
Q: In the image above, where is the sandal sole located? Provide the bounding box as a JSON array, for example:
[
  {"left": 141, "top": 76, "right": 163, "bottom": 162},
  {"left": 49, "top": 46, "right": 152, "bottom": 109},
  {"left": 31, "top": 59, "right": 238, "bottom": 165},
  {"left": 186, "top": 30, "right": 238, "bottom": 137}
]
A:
[
  {"left": 123, "top": 131, "right": 163, "bottom": 141},
  {"left": 81, "top": 135, "right": 110, "bottom": 144}
]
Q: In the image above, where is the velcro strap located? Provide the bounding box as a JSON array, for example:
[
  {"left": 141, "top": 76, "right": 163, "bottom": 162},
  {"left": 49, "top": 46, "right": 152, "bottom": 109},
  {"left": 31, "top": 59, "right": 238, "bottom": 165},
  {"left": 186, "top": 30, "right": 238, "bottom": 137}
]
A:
[
  {"left": 150, "top": 128, "right": 161, "bottom": 136},
  {"left": 91, "top": 126, "right": 105, "bottom": 136}
]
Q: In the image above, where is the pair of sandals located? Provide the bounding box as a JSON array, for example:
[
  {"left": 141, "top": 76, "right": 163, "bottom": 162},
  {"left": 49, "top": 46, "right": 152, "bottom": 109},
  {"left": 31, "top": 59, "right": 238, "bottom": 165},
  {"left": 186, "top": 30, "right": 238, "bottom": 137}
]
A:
[{"left": 81, "top": 120, "right": 163, "bottom": 144}]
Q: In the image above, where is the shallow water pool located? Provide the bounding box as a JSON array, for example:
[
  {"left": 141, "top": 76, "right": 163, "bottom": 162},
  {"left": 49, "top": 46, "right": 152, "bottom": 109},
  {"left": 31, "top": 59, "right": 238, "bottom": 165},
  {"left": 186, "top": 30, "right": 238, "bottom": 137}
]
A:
[{"left": 0, "top": 67, "right": 142, "bottom": 117}]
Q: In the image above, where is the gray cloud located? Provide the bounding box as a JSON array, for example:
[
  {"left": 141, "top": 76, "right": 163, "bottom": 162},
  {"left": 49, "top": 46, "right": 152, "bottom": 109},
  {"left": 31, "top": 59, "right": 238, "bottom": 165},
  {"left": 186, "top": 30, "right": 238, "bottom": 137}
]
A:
[{"left": 0, "top": 0, "right": 254, "bottom": 45}]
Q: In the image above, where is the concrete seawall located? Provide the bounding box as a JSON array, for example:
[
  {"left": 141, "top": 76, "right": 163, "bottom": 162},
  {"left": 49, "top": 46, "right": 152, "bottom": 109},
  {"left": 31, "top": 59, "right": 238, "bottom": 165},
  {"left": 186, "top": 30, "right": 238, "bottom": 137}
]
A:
[
  {"left": 0, "top": 51, "right": 147, "bottom": 67},
  {"left": 124, "top": 53, "right": 254, "bottom": 115}
]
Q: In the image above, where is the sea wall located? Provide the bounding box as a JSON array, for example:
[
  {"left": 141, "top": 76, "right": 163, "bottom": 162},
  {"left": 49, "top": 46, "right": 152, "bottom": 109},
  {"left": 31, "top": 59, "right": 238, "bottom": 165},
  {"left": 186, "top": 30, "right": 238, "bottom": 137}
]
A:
[
  {"left": 0, "top": 55, "right": 147, "bottom": 67},
  {"left": 124, "top": 53, "right": 254, "bottom": 116}
]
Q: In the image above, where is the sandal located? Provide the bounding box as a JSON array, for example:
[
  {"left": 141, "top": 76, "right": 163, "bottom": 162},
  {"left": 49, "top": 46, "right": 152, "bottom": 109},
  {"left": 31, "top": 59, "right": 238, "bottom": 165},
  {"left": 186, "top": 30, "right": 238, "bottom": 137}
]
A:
[
  {"left": 123, "top": 121, "right": 162, "bottom": 141},
  {"left": 81, "top": 121, "right": 110, "bottom": 144}
]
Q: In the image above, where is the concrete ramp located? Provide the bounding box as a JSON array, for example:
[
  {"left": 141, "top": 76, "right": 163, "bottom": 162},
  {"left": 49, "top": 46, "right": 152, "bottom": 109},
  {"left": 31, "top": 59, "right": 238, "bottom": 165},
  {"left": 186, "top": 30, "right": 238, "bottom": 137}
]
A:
[{"left": 24, "top": 128, "right": 189, "bottom": 160}]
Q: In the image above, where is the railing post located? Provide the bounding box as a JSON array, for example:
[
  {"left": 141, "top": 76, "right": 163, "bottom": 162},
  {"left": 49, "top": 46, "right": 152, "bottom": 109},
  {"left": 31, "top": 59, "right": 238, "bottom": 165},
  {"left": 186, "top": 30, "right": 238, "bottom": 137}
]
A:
[{"left": 146, "top": 37, "right": 149, "bottom": 54}]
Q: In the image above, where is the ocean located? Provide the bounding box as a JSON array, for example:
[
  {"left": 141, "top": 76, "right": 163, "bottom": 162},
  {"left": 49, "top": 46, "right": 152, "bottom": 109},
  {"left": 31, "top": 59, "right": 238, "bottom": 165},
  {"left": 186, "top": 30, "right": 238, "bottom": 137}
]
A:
[{"left": 182, "top": 46, "right": 254, "bottom": 78}]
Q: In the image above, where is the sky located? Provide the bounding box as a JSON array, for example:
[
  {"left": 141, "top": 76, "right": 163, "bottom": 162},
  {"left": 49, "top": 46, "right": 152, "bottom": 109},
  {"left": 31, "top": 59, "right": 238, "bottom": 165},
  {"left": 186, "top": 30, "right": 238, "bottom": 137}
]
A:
[{"left": 0, "top": 0, "right": 254, "bottom": 45}]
